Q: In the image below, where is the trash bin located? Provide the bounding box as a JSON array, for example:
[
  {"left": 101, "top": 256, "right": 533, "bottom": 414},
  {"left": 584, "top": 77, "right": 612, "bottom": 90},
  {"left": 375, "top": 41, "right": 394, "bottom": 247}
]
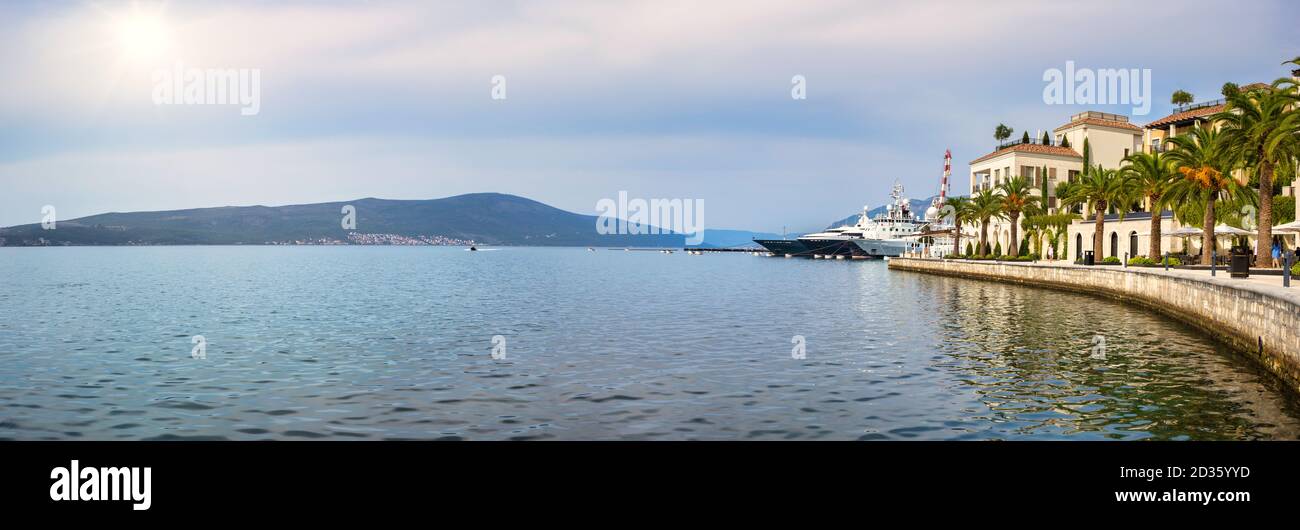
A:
[
  {"left": 1083, "top": 250, "right": 1095, "bottom": 266},
  {"left": 1230, "top": 250, "right": 1250, "bottom": 278}
]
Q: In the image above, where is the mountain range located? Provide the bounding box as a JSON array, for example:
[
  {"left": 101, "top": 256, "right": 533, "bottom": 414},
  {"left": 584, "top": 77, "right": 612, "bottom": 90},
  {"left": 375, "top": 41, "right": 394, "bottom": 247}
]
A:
[{"left": 0, "top": 193, "right": 781, "bottom": 248}]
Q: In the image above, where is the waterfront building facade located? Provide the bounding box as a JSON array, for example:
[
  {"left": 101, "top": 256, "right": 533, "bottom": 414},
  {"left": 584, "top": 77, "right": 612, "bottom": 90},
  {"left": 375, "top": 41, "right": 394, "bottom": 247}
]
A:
[
  {"left": 968, "top": 111, "right": 1145, "bottom": 257},
  {"left": 965, "top": 86, "right": 1299, "bottom": 261}
]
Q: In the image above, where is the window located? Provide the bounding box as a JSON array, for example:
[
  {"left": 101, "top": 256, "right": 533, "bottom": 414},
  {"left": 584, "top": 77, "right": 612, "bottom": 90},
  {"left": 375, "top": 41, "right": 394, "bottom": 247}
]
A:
[
  {"left": 1076, "top": 234, "right": 1082, "bottom": 259},
  {"left": 1124, "top": 148, "right": 1130, "bottom": 157},
  {"left": 1110, "top": 232, "right": 1119, "bottom": 258},
  {"left": 1049, "top": 167, "right": 1057, "bottom": 182},
  {"left": 1129, "top": 231, "right": 1138, "bottom": 258}
]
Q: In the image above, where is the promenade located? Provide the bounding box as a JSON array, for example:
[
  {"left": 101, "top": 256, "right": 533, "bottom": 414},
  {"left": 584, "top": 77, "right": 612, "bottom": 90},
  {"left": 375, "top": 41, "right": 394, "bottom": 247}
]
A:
[{"left": 888, "top": 257, "right": 1300, "bottom": 396}]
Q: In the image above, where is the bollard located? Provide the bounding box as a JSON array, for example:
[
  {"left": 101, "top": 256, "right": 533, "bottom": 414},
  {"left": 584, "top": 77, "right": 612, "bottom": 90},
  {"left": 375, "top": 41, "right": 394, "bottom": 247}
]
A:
[
  {"left": 1164, "top": 251, "right": 1169, "bottom": 271},
  {"left": 1123, "top": 252, "right": 1128, "bottom": 268},
  {"left": 1211, "top": 251, "right": 1216, "bottom": 276},
  {"left": 1286, "top": 253, "right": 1292, "bottom": 288}
]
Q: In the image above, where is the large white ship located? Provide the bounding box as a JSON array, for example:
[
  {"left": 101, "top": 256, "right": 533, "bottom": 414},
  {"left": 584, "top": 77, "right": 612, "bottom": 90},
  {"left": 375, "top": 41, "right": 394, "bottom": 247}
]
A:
[
  {"left": 756, "top": 151, "right": 957, "bottom": 258},
  {"left": 795, "top": 183, "right": 925, "bottom": 258}
]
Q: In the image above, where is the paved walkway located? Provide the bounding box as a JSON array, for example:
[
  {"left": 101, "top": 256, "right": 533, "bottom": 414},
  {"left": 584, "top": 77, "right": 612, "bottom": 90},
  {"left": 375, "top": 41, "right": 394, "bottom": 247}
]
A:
[{"left": 918, "top": 257, "right": 1300, "bottom": 305}]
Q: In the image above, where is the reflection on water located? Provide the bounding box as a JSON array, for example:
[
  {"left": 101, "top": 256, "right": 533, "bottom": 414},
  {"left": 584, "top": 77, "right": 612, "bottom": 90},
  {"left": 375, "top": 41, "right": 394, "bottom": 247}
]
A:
[{"left": 0, "top": 246, "right": 1297, "bottom": 440}]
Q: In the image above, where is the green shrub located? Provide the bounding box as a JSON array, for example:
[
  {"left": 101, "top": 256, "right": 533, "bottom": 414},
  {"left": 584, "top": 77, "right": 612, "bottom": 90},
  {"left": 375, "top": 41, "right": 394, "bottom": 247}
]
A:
[
  {"left": 1139, "top": 256, "right": 1183, "bottom": 267},
  {"left": 1101, "top": 256, "right": 1121, "bottom": 264},
  {"left": 1291, "top": 262, "right": 1300, "bottom": 277},
  {"left": 965, "top": 242, "right": 973, "bottom": 256},
  {"left": 993, "top": 242, "right": 1002, "bottom": 256}
]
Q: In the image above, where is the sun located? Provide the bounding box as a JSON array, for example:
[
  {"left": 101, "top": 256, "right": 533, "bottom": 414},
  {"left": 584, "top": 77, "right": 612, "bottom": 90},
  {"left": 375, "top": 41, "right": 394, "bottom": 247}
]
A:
[{"left": 111, "top": 7, "right": 172, "bottom": 63}]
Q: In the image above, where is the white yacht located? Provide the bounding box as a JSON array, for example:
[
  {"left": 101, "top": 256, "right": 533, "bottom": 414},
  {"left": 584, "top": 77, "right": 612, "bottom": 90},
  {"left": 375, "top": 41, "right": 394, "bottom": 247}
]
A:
[{"left": 797, "top": 183, "right": 925, "bottom": 258}]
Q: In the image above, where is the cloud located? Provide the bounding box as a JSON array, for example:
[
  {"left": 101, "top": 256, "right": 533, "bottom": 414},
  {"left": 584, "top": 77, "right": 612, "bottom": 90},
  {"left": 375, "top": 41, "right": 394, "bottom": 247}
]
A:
[{"left": 1, "top": 0, "right": 1296, "bottom": 230}]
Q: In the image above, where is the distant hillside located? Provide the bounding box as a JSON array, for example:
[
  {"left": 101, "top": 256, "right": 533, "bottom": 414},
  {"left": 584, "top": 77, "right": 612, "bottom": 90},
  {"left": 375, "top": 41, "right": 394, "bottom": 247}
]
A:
[
  {"left": 0, "top": 193, "right": 696, "bottom": 247},
  {"left": 826, "top": 195, "right": 939, "bottom": 228}
]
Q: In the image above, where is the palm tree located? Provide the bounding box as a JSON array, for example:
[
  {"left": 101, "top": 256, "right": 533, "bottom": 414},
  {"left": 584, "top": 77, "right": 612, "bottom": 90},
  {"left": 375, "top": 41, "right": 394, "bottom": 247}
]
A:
[
  {"left": 1121, "top": 151, "right": 1177, "bottom": 259},
  {"left": 1215, "top": 82, "right": 1300, "bottom": 264},
  {"left": 1059, "top": 164, "right": 1137, "bottom": 260},
  {"left": 971, "top": 188, "right": 1004, "bottom": 256},
  {"left": 997, "top": 176, "right": 1041, "bottom": 256},
  {"left": 994, "top": 124, "right": 1014, "bottom": 144},
  {"left": 1164, "top": 126, "right": 1256, "bottom": 265},
  {"left": 1042, "top": 213, "right": 1080, "bottom": 260},
  {"left": 943, "top": 196, "right": 975, "bottom": 256}
]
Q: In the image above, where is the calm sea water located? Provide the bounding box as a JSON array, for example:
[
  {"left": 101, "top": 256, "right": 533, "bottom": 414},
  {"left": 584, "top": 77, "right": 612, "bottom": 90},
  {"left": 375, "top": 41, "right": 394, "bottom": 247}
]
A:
[{"left": 2, "top": 246, "right": 1298, "bottom": 440}]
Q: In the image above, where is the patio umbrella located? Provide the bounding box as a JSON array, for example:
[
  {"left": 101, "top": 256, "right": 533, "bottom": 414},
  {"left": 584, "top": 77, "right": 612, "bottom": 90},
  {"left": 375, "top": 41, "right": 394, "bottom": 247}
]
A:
[
  {"left": 1213, "top": 224, "right": 1252, "bottom": 236},
  {"left": 1272, "top": 219, "right": 1300, "bottom": 231},
  {"left": 1166, "top": 226, "right": 1203, "bottom": 236},
  {"left": 1164, "top": 226, "right": 1203, "bottom": 254}
]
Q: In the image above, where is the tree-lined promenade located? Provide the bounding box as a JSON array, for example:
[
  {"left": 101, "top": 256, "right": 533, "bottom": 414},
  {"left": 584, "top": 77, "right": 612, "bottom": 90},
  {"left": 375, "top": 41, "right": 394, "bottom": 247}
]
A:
[{"left": 947, "top": 57, "right": 1300, "bottom": 265}]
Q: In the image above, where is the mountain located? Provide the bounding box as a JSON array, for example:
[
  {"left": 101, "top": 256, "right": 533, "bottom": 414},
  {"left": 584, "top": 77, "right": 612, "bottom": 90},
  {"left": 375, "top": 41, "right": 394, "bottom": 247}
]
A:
[
  {"left": 0, "top": 193, "right": 703, "bottom": 247},
  {"left": 826, "top": 195, "right": 939, "bottom": 229}
]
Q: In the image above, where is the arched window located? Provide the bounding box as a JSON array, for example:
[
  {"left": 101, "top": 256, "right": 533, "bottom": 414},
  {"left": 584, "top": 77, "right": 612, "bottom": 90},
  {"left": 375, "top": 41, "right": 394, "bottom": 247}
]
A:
[
  {"left": 1129, "top": 231, "right": 1138, "bottom": 258},
  {"left": 1110, "top": 232, "right": 1118, "bottom": 257},
  {"left": 1076, "top": 233, "right": 1082, "bottom": 259}
]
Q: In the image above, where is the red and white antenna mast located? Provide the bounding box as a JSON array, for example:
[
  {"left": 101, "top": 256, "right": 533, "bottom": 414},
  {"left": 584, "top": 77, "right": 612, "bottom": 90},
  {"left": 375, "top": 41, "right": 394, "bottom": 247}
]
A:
[
  {"left": 929, "top": 150, "right": 952, "bottom": 221},
  {"left": 940, "top": 149, "right": 951, "bottom": 206}
]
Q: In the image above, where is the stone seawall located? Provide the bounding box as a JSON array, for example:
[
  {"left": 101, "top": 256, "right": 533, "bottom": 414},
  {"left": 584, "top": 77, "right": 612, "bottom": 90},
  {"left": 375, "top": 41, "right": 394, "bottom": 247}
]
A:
[{"left": 887, "top": 257, "right": 1300, "bottom": 396}]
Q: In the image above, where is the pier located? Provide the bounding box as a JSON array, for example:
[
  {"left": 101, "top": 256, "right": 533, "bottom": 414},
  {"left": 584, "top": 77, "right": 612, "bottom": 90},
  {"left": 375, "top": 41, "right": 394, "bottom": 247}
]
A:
[{"left": 887, "top": 257, "right": 1300, "bottom": 395}]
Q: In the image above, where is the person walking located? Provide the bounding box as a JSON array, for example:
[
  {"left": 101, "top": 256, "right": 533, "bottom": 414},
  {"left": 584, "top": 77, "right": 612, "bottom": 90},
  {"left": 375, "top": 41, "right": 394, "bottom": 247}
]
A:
[{"left": 1272, "top": 241, "right": 1282, "bottom": 268}]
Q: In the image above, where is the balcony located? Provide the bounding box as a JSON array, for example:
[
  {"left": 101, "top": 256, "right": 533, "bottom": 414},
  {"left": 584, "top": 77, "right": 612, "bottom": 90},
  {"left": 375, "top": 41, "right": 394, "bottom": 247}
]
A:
[
  {"left": 1173, "top": 97, "right": 1225, "bottom": 114},
  {"left": 995, "top": 137, "right": 1059, "bottom": 150}
]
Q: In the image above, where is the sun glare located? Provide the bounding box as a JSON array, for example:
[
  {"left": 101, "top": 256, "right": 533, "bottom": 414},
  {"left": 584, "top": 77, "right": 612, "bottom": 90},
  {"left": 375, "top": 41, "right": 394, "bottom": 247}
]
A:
[{"left": 112, "top": 10, "right": 172, "bottom": 63}]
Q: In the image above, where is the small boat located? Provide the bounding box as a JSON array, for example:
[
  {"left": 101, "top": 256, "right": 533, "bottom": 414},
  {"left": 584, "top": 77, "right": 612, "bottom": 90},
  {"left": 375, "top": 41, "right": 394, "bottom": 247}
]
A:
[{"left": 469, "top": 246, "right": 478, "bottom": 251}]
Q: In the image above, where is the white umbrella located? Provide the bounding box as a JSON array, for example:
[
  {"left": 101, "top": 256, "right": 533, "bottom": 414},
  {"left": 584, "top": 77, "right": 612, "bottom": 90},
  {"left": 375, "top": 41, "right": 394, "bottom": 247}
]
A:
[
  {"left": 1213, "top": 224, "right": 1252, "bottom": 236},
  {"left": 1167, "top": 226, "right": 1203, "bottom": 236}
]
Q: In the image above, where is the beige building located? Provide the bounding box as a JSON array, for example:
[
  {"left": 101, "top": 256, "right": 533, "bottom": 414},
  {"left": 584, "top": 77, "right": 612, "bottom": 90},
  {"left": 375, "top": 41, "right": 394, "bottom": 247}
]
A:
[
  {"left": 968, "top": 111, "right": 1143, "bottom": 256},
  {"left": 966, "top": 81, "right": 1297, "bottom": 262}
]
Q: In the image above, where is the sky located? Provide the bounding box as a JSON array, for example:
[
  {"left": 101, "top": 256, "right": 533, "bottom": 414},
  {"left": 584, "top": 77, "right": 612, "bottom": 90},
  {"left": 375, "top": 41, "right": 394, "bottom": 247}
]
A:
[{"left": 1, "top": 0, "right": 1297, "bottom": 232}]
